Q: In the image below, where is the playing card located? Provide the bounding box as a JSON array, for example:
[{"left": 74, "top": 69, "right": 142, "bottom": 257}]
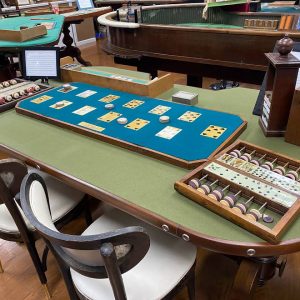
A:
[
  {"left": 76, "top": 90, "right": 97, "bottom": 98},
  {"left": 31, "top": 95, "right": 53, "bottom": 104},
  {"left": 148, "top": 105, "right": 171, "bottom": 115},
  {"left": 98, "top": 112, "right": 122, "bottom": 122},
  {"left": 123, "top": 99, "right": 144, "bottom": 109},
  {"left": 50, "top": 100, "right": 72, "bottom": 109},
  {"left": 125, "top": 118, "right": 149, "bottom": 130},
  {"left": 73, "top": 106, "right": 96, "bottom": 116},
  {"left": 99, "top": 94, "right": 120, "bottom": 103},
  {"left": 78, "top": 122, "right": 105, "bottom": 132},
  {"left": 58, "top": 85, "right": 77, "bottom": 93},
  {"left": 178, "top": 111, "right": 201, "bottom": 122},
  {"left": 201, "top": 125, "right": 227, "bottom": 139},
  {"left": 155, "top": 126, "right": 182, "bottom": 140}
]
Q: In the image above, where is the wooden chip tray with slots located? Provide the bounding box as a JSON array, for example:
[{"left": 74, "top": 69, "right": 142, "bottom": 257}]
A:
[
  {"left": 0, "top": 79, "right": 51, "bottom": 113},
  {"left": 175, "top": 140, "right": 300, "bottom": 244}
]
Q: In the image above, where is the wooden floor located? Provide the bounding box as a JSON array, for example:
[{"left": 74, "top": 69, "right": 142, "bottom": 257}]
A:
[{"left": 1, "top": 40, "right": 300, "bottom": 300}]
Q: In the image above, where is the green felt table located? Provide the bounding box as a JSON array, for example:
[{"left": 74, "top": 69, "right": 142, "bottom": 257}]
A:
[
  {"left": 1, "top": 84, "right": 300, "bottom": 257},
  {"left": 0, "top": 14, "right": 64, "bottom": 49}
]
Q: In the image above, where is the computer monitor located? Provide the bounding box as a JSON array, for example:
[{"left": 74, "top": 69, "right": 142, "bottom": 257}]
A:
[
  {"left": 76, "top": 0, "right": 94, "bottom": 10},
  {"left": 21, "top": 47, "right": 60, "bottom": 80}
]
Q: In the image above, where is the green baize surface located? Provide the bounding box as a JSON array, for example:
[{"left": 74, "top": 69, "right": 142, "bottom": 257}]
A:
[
  {"left": 178, "top": 23, "right": 243, "bottom": 29},
  {"left": 1, "top": 85, "right": 300, "bottom": 244}
]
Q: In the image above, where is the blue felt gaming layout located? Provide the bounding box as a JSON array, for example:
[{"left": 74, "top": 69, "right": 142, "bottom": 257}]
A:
[{"left": 16, "top": 82, "right": 245, "bottom": 162}]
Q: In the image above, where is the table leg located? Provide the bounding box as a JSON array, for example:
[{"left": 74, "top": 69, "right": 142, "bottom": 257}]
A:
[
  {"left": 187, "top": 75, "right": 203, "bottom": 88},
  {"left": 60, "top": 22, "right": 92, "bottom": 66},
  {"left": 229, "top": 259, "right": 261, "bottom": 300},
  {"left": 0, "top": 54, "right": 16, "bottom": 81},
  {"left": 229, "top": 256, "right": 287, "bottom": 300}
]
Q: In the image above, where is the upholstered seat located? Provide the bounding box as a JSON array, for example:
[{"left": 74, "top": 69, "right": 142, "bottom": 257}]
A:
[
  {"left": 71, "top": 208, "right": 196, "bottom": 300},
  {"left": 0, "top": 159, "right": 90, "bottom": 298},
  {"left": 21, "top": 172, "right": 197, "bottom": 300},
  {"left": 0, "top": 169, "right": 84, "bottom": 234}
]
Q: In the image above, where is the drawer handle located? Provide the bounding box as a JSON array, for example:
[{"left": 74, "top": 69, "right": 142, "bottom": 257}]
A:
[
  {"left": 161, "top": 224, "right": 169, "bottom": 232},
  {"left": 182, "top": 234, "right": 190, "bottom": 242}
]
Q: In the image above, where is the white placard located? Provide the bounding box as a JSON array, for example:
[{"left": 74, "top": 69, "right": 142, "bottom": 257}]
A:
[{"left": 24, "top": 50, "right": 58, "bottom": 77}]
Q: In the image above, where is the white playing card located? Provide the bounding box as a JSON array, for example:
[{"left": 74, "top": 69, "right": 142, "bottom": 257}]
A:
[
  {"left": 73, "top": 106, "right": 96, "bottom": 116},
  {"left": 149, "top": 105, "right": 171, "bottom": 115},
  {"left": 155, "top": 126, "right": 182, "bottom": 140},
  {"left": 76, "top": 90, "right": 97, "bottom": 98}
]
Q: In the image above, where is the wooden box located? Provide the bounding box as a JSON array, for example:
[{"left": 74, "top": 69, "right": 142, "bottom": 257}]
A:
[
  {"left": 175, "top": 140, "right": 300, "bottom": 243},
  {"left": 0, "top": 79, "right": 51, "bottom": 113},
  {"left": 60, "top": 57, "right": 173, "bottom": 98},
  {"left": 0, "top": 25, "right": 47, "bottom": 42}
]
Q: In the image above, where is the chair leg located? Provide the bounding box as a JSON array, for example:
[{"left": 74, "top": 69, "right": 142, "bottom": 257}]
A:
[
  {"left": 187, "top": 264, "right": 196, "bottom": 300},
  {"left": 0, "top": 258, "right": 3, "bottom": 273},
  {"left": 43, "top": 283, "right": 51, "bottom": 300},
  {"left": 26, "top": 241, "right": 47, "bottom": 285},
  {"left": 187, "top": 277, "right": 195, "bottom": 300},
  {"left": 42, "top": 246, "right": 49, "bottom": 272}
]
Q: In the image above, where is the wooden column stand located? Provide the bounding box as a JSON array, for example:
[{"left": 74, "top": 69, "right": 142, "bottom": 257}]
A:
[
  {"left": 285, "top": 88, "right": 300, "bottom": 146},
  {"left": 259, "top": 37, "right": 300, "bottom": 137}
]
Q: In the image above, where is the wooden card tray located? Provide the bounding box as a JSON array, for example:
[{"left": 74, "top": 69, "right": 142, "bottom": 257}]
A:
[
  {"left": 175, "top": 140, "right": 300, "bottom": 243},
  {"left": 0, "top": 25, "right": 47, "bottom": 42},
  {"left": 0, "top": 79, "right": 51, "bottom": 113},
  {"left": 60, "top": 56, "right": 173, "bottom": 97}
]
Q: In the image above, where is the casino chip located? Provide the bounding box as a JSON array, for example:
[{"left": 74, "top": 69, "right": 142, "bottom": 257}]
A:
[
  {"left": 262, "top": 214, "right": 274, "bottom": 223},
  {"left": 159, "top": 116, "right": 170, "bottom": 123},
  {"left": 117, "top": 117, "right": 128, "bottom": 125},
  {"left": 105, "top": 104, "right": 115, "bottom": 110}
]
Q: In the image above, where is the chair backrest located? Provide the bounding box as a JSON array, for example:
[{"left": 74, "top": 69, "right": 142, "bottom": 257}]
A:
[
  {"left": 0, "top": 159, "right": 32, "bottom": 242},
  {"left": 20, "top": 172, "right": 150, "bottom": 300},
  {"left": 0, "top": 158, "right": 27, "bottom": 198}
]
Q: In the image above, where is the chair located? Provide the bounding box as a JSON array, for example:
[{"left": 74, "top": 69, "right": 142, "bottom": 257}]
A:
[
  {"left": 20, "top": 172, "right": 197, "bottom": 300},
  {"left": 0, "top": 158, "right": 91, "bottom": 298}
]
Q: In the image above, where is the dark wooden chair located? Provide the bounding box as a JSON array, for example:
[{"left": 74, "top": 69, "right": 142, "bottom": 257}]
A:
[
  {"left": 20, "top": 172, "right": 197, "bottom": 300},
  {"left": 0, "top": 158, "right": 92, "bottom": 298}
]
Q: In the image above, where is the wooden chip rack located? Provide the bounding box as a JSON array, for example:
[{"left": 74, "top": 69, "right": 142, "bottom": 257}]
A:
[
  {"left": 175, "top": 140, "right": 300, "bottom": 244},
  {"left": 0, "top": 79, "right": 51, "bottom": 113}
]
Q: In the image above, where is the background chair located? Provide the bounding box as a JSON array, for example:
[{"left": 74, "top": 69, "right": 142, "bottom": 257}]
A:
[
  {"left": 0, "top": 158, "right": 91, "bottom": 298},
  {"left": 21, "top": 172, "right": 197, "bottom": 300}
]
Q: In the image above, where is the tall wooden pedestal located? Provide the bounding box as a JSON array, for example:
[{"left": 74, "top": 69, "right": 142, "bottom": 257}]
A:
[{"left": 259, "top": 53, "right": 300, "bottom": 137}]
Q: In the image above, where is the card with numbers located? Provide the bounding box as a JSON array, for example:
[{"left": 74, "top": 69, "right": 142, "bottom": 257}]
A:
[
  {"left": 200, "top": 125, "right": 227, "bottom": 139},
  {"left": 99, "top": 94, "right": 120, "bottom": 103},
  {"left": 125, "top": 118, "right": 149, "bottom": 130},
  {"left": 155, "top": 126, "right": 182, "bottom": 140},
  {"left": 31, "top": 95, "right": 53, "bottom": 104},
  {"left": 50, "top": 100, "right": 73, "bottom": 110},
  {"left": 148, "top": 105, "right": 171, "bottom": 115},
  {"left": 73, "top": 106, "right": 96, "bottom": 116},
  {"left": 76, "top": 90, "right": 97, "bottom": 98},
  {"left": 178, "top": 111, "right": 201, "bottom": 122},
  {"left": 98, "top": 112, "right": 122, "bottom": 122},
  {"left": 123, "top": 99, "right": 144, "bottom": 109}
]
